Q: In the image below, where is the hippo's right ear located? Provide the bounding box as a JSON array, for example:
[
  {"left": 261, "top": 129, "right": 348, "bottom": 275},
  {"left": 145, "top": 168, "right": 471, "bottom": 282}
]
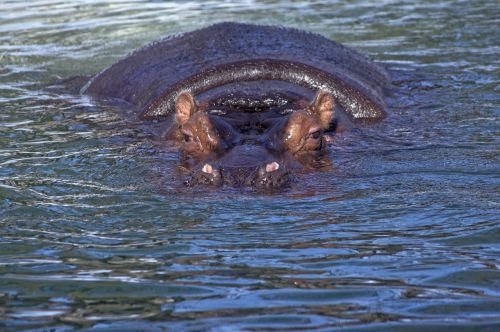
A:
[
  {"left": 310, "top": 90, "right": 334, "bottom": 130},
  {"left": 175, "top": 92, "right": 197, "bottom": 126}
]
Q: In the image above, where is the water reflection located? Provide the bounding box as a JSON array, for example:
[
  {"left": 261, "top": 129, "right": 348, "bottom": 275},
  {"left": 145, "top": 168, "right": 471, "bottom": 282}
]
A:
[{"left": 1, "top": 0, "right": 499, "bottom": 330}]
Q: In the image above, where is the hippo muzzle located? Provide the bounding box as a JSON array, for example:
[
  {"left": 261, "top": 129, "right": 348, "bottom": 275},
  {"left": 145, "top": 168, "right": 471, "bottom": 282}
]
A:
[{"left": 185, "top": 144, "right": 293, "bottom": 189}]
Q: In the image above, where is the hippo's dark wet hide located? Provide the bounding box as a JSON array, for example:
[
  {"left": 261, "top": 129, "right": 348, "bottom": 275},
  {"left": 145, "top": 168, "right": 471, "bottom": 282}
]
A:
[
  {"left": 82, "top": 22, "right": 390, "bottom": 121},
  {"left": 81, "top": 22, "right": 391, "bottom": 189}
]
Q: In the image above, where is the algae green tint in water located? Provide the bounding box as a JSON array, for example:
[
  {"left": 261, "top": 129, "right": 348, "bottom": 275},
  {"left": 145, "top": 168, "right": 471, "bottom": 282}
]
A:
[{"left": 0, "top": 0, "right": 499, "bottom": 331}]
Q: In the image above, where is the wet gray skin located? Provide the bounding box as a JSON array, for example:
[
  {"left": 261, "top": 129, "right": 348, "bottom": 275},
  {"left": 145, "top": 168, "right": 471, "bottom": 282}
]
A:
[
  {"left": 82, "top": 23, "right": 389, "bottom": 189},
  {"left": 83, "top": 23, "right": 389, "bottom": 121}
]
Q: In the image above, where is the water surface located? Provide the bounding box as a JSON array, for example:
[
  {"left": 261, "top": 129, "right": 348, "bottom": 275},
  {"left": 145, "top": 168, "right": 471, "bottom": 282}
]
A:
[{"left": 0, "top": 0, "right": 499, "bottom": 331}]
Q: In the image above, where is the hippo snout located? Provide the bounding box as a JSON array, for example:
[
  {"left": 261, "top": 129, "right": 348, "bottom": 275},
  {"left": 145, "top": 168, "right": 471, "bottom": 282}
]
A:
[
  {"left": 251, "top": 161, "right": 292, "bottom": 189},
  {"left": 186, "top": 159, "right": 291, "bottom": 190},
  {"left": 185, "top": 163, "right": 223, "bottom": 187}
]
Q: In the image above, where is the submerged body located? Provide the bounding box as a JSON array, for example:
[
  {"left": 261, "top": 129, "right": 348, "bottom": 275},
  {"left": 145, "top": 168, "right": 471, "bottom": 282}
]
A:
[{"left": 83, "top": 22, "right": 390, "bottom": 189}]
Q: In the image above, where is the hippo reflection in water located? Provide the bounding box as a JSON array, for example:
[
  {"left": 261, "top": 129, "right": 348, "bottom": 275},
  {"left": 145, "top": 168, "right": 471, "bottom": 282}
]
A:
[{"left": 82, "top": 23, "right": 390, "bottom": 189}]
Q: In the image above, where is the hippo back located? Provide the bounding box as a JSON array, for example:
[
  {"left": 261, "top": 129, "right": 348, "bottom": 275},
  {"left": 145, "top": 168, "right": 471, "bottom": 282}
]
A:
[{"left": 82, "top": 22, "right": 390, "bottom": 120}]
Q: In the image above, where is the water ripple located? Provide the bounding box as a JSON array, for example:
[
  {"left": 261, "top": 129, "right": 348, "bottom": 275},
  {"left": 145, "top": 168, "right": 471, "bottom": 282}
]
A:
[{"left": 1, "top": 0, "right": 499, "bottom": 330}]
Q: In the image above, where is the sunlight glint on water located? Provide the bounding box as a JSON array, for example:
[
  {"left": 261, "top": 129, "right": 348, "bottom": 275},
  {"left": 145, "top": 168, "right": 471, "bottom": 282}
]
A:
[{"left": 0, "top": 0, "right": 499, "bottom": 330}]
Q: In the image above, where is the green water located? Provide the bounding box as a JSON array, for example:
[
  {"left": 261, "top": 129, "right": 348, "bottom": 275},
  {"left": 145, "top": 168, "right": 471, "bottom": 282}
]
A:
[{"left": 0, "top": 0, "right": 499, "bottom": 331}]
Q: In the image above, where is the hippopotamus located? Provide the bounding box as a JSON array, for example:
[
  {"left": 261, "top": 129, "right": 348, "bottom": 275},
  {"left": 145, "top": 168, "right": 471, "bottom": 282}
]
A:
[{"left": 82, "top": 22, "right": 390, "bottom": 189}]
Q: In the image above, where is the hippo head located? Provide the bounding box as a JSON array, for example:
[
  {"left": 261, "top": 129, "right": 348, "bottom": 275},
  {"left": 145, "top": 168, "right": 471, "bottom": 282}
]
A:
[{"left": 166, "top": 90, "right": 334, "bottom": 190}]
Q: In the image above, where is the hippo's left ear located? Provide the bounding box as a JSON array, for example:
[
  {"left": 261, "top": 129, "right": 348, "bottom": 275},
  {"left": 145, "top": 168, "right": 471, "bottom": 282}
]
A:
[
  {"left": 175, "top": 92, "right": 197, "bottom": 126},
  {"left": 310, "top": 90, "right": 334, "bottom": 130}
]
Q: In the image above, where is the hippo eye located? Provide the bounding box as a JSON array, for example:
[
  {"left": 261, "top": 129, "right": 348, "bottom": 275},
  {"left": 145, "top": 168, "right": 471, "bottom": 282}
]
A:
[
  {"left": 181, "top": 129, "right": 194, "bottom": 143},
  {"left": 310, "top": 130, "right": 321, "bottom": 140}
]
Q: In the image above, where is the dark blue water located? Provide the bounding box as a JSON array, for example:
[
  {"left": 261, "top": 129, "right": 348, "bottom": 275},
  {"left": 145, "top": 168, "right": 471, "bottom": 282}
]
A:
[{"left": 1, "top": 1, "right": 499, "bottom": 331}]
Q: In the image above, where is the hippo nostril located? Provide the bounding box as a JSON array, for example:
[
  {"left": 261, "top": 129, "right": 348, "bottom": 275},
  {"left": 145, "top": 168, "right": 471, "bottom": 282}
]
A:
[
  {"left": 250, "top": 160, "right": 291, "bottom": 189},
  {"left": 202, "top": 163, "right": 213, "bottom": 174},
  {"left": 189, "top": 163, "right": 222, "bottom": 187},
  {"left": 265, "top": 161, "right": 280, "bottom": 172}
]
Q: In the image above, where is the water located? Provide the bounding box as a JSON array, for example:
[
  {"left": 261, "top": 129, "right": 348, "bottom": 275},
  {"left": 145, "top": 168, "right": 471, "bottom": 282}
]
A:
[{"left": 0, "top": 0, "right": 499, "bottom": 330}]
